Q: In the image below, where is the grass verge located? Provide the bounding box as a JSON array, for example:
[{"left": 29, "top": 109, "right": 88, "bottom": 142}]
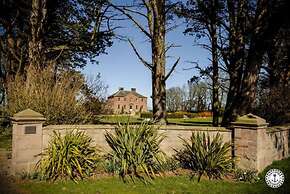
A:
[{"left": 15, "top": 157, "right": 290, "bottom": 194}]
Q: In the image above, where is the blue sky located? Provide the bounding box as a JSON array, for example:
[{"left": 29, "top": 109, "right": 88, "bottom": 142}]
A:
[{"left": 81, "top": 4, "right": 210, "bottom": 109}]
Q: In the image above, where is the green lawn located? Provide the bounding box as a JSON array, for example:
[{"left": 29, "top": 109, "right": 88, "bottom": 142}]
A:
[
  {"left": 15, "top": 157, "right": 290, "bottom": 194},
  {"left": 167, "top": 117, "right": 215, "bottom": 126},
  {"left": 17, "top": 176, "right": 255, "bottom": 194}
]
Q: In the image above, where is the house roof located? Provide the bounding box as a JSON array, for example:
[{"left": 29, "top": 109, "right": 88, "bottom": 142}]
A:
[{"left": 108, "top": 89, "right": 146, "bottom": 98}]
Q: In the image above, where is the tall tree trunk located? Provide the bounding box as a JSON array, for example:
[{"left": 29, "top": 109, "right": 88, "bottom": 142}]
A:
[
  {"left": 152, "top": 69, "right": 166, "bottom": 123},
  {"left": 151, "top": 0, "right": 167, "bottom": 123},
  {"left": 237, "top": 0, "right": 288, "bottom": 115},
  {"left": 211, "top": 0, "right": 219, "bottom": 126},
  {"left": 211, "top": 32, "right": 219, "bottom": 126},
  {"left": 221, "top": 70, "right": 242, "bottom": 126},
  {"left": 112, "top": 0, "right": 179, "bottom": 123},
  {"left": 28, "top": 0, "right": 47, "bottom": 69},
  {"left": 221, "top": 0, "right": 246, "bottom": 126},
  {"left": 238, "top": 38, "right": 265, "bottom": 115}
]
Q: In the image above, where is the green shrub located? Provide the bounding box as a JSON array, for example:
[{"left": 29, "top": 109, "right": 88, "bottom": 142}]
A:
[
  {"left": 186, "top": 112, "right": 198, "bottom": 118},
  {"left": 167, "top": 112, "right": 197, "bottom": 119},
  {"left": 140, "top": 112, "right": 153, "bottom": 118},
  {"left": 37, "top": 130, "right": 101, "bottom": 182},
  {"left": 105, "top": 122, "right": 165, "bottom": 182},
  {"left": 0, "top": 126, "right": 11, "bottom": 137},
  {"left": 174, "top": 132, "right": 234, "bottom": 182},
  {"left": 167, "top": 112, "right": 185, "bottom": 118},
  {"left": 233, "top": 168, "right": 259, "bottom": 183}
]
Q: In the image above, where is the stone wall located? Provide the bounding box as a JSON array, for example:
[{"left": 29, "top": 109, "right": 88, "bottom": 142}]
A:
[
  {"left": 43, "top": 125, "right": 231, "bottom": 156},
  {"left": 10, "top": 109, "right": 290, "bottom": 175},
  {"left": 258, "top": 127, "right": 289, "bottom": 170},
  {"left": 232, "top": 114, "right": 289, "bottom": 171}
]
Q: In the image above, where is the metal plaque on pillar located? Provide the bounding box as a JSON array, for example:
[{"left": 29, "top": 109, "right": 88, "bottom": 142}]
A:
[{"left": 24, "top": 126, "right": 36, "bottom": 134}]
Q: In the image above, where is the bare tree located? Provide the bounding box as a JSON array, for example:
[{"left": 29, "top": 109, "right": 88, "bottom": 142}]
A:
[
  {"left": 111, "top": 0, "right": 180, "bottom": 123},
  {"left": 166, "top": 87, "right": 183, "bottom": 112}
]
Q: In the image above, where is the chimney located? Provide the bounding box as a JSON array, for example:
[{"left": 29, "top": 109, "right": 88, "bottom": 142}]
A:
[
  {"left": 131, "top": 88, "right": 136, "bottom": 92},
  {"left": 119, "top": 87, "right": 124, "bottom": 91}
]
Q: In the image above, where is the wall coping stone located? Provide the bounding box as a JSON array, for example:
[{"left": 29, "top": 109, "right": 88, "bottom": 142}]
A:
[
  {"left": 231, "top": 113, "right": 268, "bottom": 128},
  {"left": 267, "top": 126, "right": 290, "bottom": 133},
  {"left": 44, "top": 124, "right": 230, "bottom": 132},
  {"left": 10, "top": 109, "right": 46, "bottom": 122}
]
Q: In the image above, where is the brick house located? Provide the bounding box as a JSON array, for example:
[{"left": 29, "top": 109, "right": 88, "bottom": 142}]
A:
[{"left": 107, "top": 88, "right": 147, "bottom": 114}]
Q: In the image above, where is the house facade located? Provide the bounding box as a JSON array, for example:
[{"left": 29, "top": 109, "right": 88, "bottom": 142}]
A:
[{"left": 107, "top": 88, "right": 147, "bottom": 114}]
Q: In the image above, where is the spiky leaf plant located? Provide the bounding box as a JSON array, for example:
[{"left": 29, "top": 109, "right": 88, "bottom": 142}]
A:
[
  {"left": 105, "top": 122, "right": 165, "bottom": 182},
  {"left": 175, "top": 132, "right": 234, "bottom": 182},
  {"left": 37, "top": 130, "right": 100, "bottom": 182}
]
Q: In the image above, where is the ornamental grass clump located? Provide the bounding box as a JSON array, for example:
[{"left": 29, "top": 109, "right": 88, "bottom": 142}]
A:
[
  {"left": 175, "top": 132, "right": 234, "bottom": 182},
  {"left": 105, "top": 122, "right": 165, "bottom": 182},
  {"left": 37, "top": 130, "right": 101, "bottom": 182}
]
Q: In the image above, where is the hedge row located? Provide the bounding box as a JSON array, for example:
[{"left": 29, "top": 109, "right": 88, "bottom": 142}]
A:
[{"left": 140, "top": 111, "right": 212, "bottom": 119}]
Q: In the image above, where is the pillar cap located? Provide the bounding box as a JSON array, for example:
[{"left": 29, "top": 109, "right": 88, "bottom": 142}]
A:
[
  {"left": 231, "top": 113, "right": 268, "bottom": 127},
  {"left": 11, "top": 109, "right": 46, "bottom": 122}
]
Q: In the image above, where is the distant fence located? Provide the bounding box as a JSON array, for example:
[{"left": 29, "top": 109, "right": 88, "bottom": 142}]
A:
[{"left": 10, "top": 109, "right": 289, "bottom": 175}]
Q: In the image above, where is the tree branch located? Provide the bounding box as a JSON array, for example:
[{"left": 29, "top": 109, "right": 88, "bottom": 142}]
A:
[
  {"left": 165, "top": 2, "right": 180, "bottom": 14},
  {"left": 110, "top": 3, "right": 152, "bottom": 39},
  {"left": 128, "top": 39, "right": 153, "bottom": 70},
  {"left": 165, "top": 57, "right": 180, "bottom": 81},
  {"left": 165, "top": 43, "right": 181, "bottom": 54},
  {"left": 122, "top": 7, "right": 148, "bottom": 18}
]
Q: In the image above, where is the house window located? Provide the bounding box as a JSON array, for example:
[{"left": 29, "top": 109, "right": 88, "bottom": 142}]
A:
[
  {"left": 136, "top": 105, "right": 138, "bottom": 109},
  {"left": 124, "top": 98, "right": 126, "bottom": 101},
  {"left": 124, "top": 105, "right": 126, "bottom": 108},
  {"left": 118, "top": 104, "right": 120, "bottom": 109},
  {"left": 140, "top": 105, "right": 143, "bottom": 111},
  {"left": 136, "top": 98, "right": 138, "bottom": 101},
  {"left": 141, "top": 98, "right": 143, "bottom": 102},
  {"left": 118, "top": 97, "right": 120, "bottom": 101}
]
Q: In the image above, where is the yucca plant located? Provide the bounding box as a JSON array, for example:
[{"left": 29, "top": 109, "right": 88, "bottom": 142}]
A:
[
  {"left": 37, "top": 130, "right": 101, "bottom": 182},
  {"left": 175, "top": 132, "right": 234, "bottom": 182},
  {"left": 104, "top": 122, "right": 165, "bottom": 182}
]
